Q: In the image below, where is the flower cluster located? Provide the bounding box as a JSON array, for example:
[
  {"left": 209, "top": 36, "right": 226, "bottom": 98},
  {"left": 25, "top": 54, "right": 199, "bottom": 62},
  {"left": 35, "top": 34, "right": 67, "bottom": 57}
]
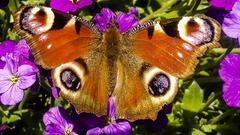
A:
[
  {"left": 92, "top": 7, "right": 139, "bottom": 32},
  {"left": 0, "top": 40, "right": 38, "bottom": 106}
]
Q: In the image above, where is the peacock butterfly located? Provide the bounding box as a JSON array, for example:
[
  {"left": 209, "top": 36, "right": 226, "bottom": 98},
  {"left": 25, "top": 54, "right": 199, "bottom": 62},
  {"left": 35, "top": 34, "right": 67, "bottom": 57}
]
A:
[{"left": 13, "top": 6, "right": 221, "bottom": 121}]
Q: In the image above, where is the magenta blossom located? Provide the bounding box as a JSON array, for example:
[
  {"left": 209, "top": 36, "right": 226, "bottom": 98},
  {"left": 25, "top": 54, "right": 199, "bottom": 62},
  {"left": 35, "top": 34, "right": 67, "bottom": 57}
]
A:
[
  {"left": 222, "top": 0, "right": 240, "bottom": 44},
  {"left": 207, "top": 0, "right": 237, "bottom": 24},
  {"left": 50, "top": 0, "right": 92, "bottom": 13},
  {"left": 0, "top": 54, "right": 37, "bottom": 105},
  {"left": 219, "top": 54, "right": 240, "bottom": 107},
  {"left": 92, "top": 7, "right": 139, "bottom": 32},
  {"left": 209, "top": 0, "right": 237, "bottom": 11},
  {"left": 0, "top": 39, "right": 35, "bottom": 69},
  {"left": 87, "top": 96, "right": 131, "bottom": 135},
  {"left": 43, "top": 106, "right": 78, "bottom": 135}
]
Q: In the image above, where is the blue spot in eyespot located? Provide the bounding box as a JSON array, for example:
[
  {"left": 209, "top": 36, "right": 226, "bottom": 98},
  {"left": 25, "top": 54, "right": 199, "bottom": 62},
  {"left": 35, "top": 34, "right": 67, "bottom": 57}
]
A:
[{"left": 148, "top": 73, "right": 170, "bottom": 96}]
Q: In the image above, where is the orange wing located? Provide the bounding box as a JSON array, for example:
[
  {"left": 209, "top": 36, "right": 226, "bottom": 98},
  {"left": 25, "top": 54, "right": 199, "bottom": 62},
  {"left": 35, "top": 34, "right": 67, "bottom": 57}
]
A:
[
  {"left": 112, "top": 16, "right": 221, "bottom": 121},
  {"left": 131, "top": 16, "right": 221, "bottom": 78},
  {"left": 14, "top": 6, "right": 108, "bottom": 116},
  {"left": 14, "top": 6, "right": 100, "bottom": 69}
]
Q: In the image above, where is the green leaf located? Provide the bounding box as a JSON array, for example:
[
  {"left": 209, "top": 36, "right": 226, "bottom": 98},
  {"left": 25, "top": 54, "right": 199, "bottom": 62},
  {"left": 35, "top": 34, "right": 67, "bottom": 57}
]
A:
[
  {"left": 201, "top": 124, "right": 217, "bottom": 133},
  {"left": 181, "top": 81, "right": 205, "bottom": 112},
  {"left": 21, "top": 0, "right": 46, "bottom": 5},
  {"left": 8, "top": 114, "right": 21, "bottom": 123},
  {"left": 192, "top": 128, "right": 206, "bottom": 135}
]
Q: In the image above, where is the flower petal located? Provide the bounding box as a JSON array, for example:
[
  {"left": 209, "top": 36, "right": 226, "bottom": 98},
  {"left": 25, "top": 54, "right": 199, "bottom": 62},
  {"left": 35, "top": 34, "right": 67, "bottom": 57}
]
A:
[
  {"left": 103, "top": 121, "right": 131, "bottom": 135},
  {"left": 43, "top": 106, "right": 68, "bottom": 126},
  {"left": 86, "top": 127, "right": 103, "bottom": 135},
  {"left": 108, "top": 96, "right": 116, "bottom": 120},
  {"left": 222, "top": 13, "right": 240, "bottom": 38},
  {"left": 16, "top": 64, "right": 38, "bottom": 77},
  {"left": 0, "top": 40, "right": 16, "bottom": 57},
  {"left": 0, "top": 85, "right": 24, "bottom": 105},
  {"left": 18, "top": 74, "right": 36, "bottom": 89},
  {"left": 4, "top": 54, "right": 18, "bottom": 74},
  {"left": 14, "top": 39, "right": 30, "bottom": 59},
  {"left": 209, "top": 0, "right": 237, "bottom": 11},
  {"left": 0, "top": 69, "right": 11, "bottom": 81},
  {"left": 0, "top": 124, "right": 9, "bottom": 132},
  {"left": 50, "top": 0, "right": 78, "bottom": 12},
  {"left": 115, "top": 13, "right": 139, "bottom": 32},
  {"left": 219, "top": 54, "right": 240, "bottom": 81},
  {"left": 44, "top": 124, "right": 65, "bottom": 135},
  {"left": 0, "top": 80, "right": 11, "bottom": 94},
  {"left": 128, "top": 7, "right": 139, "bottom": 17},
  {"left": 223, "top": 80, "right": 240, "bottom": 107},
  {"left": 76, "top": 0, "right": 92, "bottom": 9},
  {"left": 92, "top": 8, "right": 116, "bottom": 32}
]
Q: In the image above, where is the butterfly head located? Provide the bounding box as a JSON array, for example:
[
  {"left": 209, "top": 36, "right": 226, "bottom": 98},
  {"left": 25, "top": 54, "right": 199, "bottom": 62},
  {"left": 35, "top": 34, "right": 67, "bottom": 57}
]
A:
[{"left": 105, "top": 18, "right": 119, "bottom": 33}]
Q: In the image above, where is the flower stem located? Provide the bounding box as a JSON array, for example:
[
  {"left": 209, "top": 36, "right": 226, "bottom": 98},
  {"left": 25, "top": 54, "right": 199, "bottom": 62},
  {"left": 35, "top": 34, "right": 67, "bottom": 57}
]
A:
[
  {"left": 208, "top": 108, "right": 237, "bottom": 124},
  {"left": 210, "top": 48, "right": 240, "bottom": 54},
  {"left": 198, "top": 92, "right": 220, "bottom": 113},
  {"left": 18, "top": 90, "right": 30, "bottom": 110},
  {"left": 186, "top": 0, "right": 201, "bottom": 15},
  {"left": 140, "top": 0, "right": 177, "bottom": 23},
  {"left": 196, "top": 77, "right": 221, "bottom": 83}
]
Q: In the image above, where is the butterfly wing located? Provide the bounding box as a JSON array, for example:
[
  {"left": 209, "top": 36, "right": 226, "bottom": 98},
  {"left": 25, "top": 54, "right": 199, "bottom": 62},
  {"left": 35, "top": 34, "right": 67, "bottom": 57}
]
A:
[
  {"left": 132, "top": 16, "right": 221, "bottom": 78},
  {"left": 14, "top": 6, "right": 108, "bottom": 116},
  {"left": 113, "top": 16, "right": 221, "bottom": 121}
]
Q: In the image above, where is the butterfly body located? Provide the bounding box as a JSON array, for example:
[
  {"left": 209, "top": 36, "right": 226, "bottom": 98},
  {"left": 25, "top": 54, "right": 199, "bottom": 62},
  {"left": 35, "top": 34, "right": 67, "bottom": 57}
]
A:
[{"left": 14, "top": 6, "right": 221, "bottom": 121}]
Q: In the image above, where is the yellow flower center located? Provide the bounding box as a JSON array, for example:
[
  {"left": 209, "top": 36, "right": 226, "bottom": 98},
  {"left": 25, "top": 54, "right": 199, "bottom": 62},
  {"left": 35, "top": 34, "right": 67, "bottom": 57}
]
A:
[
  {"left": 10, "top": 76, "right": 19, "bottom": 84},
  {"left": 106, "top": 117, "right": 113, "bottom": 125},
  {"left": 64, "top": 128, "right": 72, "bottom": 135},
  {"left": 69, "top": 0, "right": 80, "bottom": 4}
]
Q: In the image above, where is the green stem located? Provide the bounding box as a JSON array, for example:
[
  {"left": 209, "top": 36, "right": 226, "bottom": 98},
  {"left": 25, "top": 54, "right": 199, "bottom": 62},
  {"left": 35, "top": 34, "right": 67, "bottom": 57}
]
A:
[
  {"left": 210, "top": 48, "right": 240, "bottom": 54},
  {"left": 140, "top": 0, "right": 177, "bottom": 23},
  {"left": 198, "top": 92, "right": 220, "bottom": 113},
  {"left": 196, "top": 77, "right": 221, "bottom": 83},
  {"left": 0, "top": 106, "right": 7, "bottom": 116},
  {"left": 18, "top": 90, "right": 30, "bottom": 110},
  {"left": 208, "top": 108, "right": 237, "bottom": 124},
  {"left": 186, "top": 0, "right": 201, "bottom": 15}
]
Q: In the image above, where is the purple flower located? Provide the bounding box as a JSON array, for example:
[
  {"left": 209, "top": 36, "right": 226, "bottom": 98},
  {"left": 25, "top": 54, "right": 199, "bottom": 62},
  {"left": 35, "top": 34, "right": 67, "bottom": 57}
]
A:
[
  {"left": 133, "top": 105, "right": 172, "bottom": 132},
  {"left": 43, "top": 106, "right": 78, "bottom": 135},
  {"left": 0, "top": 124, "right": 9, "bottom": 132},
  {"left": 219, "top": 54, "right": 240, "bottom": 107},
  {"left": 222, "top": 0, "right": 240, "bottom": 44},
  {"left": 50, "top": 0, "right": 92, "bottom": 13},
  {"left": 92, "top": 7, "right": 139, "bottom": 32},
  {"left": 0, "top": 39, "right": 34, "bottom": 69},
  {"left": 209, "top": 0, "right": 237, "bottom": 11},
  {"left": 45, "top": 74, "right": 60, "bottom": 98},
  {"left": 0, "top": 54, "right": 37, "bottom": 105},
  {"left": 87, "top": 96, "right": 131, "bottom": 135},
  {"left": 207, "top": 0, "right": 237, "bottom": 24},
  {"left": 207, "top": 7, "right": 229, "bottom": 24}
]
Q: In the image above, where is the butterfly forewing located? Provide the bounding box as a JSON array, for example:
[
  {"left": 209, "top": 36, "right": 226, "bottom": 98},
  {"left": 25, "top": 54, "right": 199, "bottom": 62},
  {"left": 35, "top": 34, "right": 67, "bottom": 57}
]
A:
[{"left": 130, "top": 15, "right": 221, "bottom": 78}]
